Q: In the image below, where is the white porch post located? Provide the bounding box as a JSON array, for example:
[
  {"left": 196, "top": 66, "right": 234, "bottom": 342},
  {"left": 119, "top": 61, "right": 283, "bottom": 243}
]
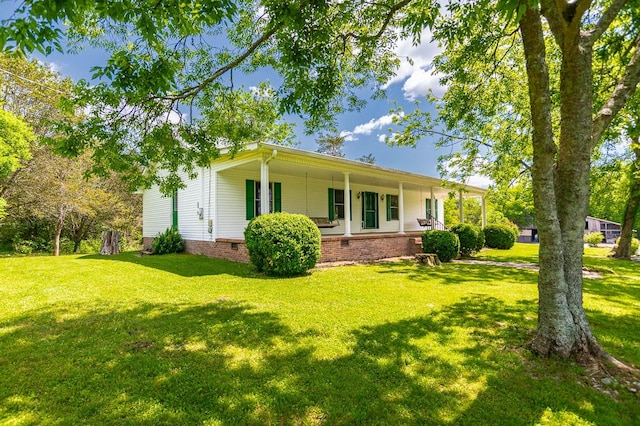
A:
[
  {"left": 343, "top": 172, "right": 352, "bottom": 237},
  {"left": 459, "top": 189, "right": 464, "bottom": 223},
  {"left": 481, "top": 195, "right": 487, "bottom": 228},
  {"left": 260, "top": 158, "right": 270, "bottom": 214},
  {"left": 430, "top": 187, "right": 435, "bottom": 220},
  {"left": 398, "top": 182, "right": 405, "bottom": 234},
  {"left": 212, "top": 169, "right": 218, "bottom": 241}
]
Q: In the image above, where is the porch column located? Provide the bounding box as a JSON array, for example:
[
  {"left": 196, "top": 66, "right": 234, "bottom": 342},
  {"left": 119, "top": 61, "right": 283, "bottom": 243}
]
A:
[
  {"left": 398, "top": 182, "right": 405, "bottom": 234},
  {"left": 260, "top": 159, "right": 270, "bottom": 214},
  {"left": 211, "top": 169, "right": 218, "bottom": 242},
  {"left": 459, "top": 189, "right": 464, "bottom": 223},
  {"left": 430, "top": 187, "right": 435, "bottom": 220},
  {"left": 343, "top": 172, "right": 352, "bottom": 237},
  {"left": 481, "top": 195, "right": 487, "bottom": 228}
]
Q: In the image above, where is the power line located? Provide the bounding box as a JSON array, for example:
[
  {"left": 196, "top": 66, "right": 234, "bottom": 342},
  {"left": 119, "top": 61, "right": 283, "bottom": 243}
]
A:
[{"left": 0, "top": 66, "right": 69, "bottom": 95}]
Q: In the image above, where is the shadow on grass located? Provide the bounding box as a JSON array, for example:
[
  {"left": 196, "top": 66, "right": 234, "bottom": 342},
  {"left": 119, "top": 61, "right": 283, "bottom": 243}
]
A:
[
  {"left": 79, "top": 252, "right": 260, "bottom": 278},
  {"left": 375, "top": 260, "right": 539, "bottom": 286},
  {"left": 1, "top": 296, "right": 636, "bottom": 425}
]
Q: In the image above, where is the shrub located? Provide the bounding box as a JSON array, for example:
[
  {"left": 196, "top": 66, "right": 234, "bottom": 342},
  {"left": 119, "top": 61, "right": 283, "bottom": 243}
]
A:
[
  {"left": 614, "top": 237, "right": 640, "bottom": 255},
  {"left": 12, "top": 238, "right": 34, "bottom": 255},
  {"left": 79, "top": 238, "right": 102, "bottom": 254},
  {"left": 152, "top": 227, "right": 185, "bottom": 254},
  {"left": 474, "top": 226, "right": 485, "bottom": 252},
  {"left": 421, "top": 230, "right": 460, "bottom": 262},
  {"left": 450, "top": 223, "right": 479, "bottom": 257},
  {"left": 244, "top": 213, "right": 322, "bottom": 277},
  {"left": 484, "top": 224, "right": 516, "bottom": 249},
  {"left": 584, "top": 232, "right": 604, "bottom": 247}
]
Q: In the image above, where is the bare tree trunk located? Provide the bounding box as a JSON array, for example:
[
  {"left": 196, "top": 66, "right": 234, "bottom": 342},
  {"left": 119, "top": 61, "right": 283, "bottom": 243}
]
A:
[
  {"left": 613, "top": 142, "right": 640, "bottom": 259},
  {"left": 100, "top": 230, "right": 120, "bottom": 255},
  {"left": 53, "top": 206, "right": 65, "bottom": 256},
  {"left": 520, "top": 6, "right": 604, "bottom": 361}
]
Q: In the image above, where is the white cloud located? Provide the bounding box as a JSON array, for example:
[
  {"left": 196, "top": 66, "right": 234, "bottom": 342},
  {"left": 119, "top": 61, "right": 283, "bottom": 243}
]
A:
[
  {"left": 465, "top": 174, "right": 493, "bottom": 189},
  {"left": 341, "top": 113, "right": 404, "bottom": 142},
  {"left": 401, "top": 68, "right": 446, "bottom": 100},
  {"left": 383, "top": 29, "right": 445, "bottom": 100}
]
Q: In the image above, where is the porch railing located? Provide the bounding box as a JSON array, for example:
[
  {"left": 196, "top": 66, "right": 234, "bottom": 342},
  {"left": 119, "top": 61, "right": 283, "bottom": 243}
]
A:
[{"left": 417, "top": 215, "right": 448, "bottom": 231}]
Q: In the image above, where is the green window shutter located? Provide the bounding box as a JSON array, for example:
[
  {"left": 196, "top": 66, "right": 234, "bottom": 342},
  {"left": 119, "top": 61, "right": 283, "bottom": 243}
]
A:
[
  {"left": 435, "top": 199, "right": 439, "bottom": 220},
  {"left": 328, "top": 188, "right": 335, "bottom": 221},
  {"left": 246, "top": 180, "right": 255, "bottom": 220},
  {"left": 349, "top": 190, "right": 352, "bottom": 221},
  {"left": 386, "top": 194, "right": 391, "bottom": 221},
  {"left": 274, "top": 182, "right": 282, "bottom": 212},
  {"left": 172, "top": 190, "right": 178, "bottom": 228}
]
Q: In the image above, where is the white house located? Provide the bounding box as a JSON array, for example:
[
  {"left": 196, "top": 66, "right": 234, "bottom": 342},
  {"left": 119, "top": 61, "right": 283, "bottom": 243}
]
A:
[{"left": 142, "top": 142, "right": 487, "bottom": 263}]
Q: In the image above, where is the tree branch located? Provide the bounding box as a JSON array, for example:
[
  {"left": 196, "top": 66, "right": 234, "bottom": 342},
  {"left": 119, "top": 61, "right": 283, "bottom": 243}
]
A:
[
  {"left": 540, "top": 0, "right": 567, "bottom": 46},
  {"left": 157, "top": 0, "right": 413, "bottom": 103},
  {"left": 157, "top": 22, "right": 283, "bottom": 102},
  {"left": 592, "top": 31, "right": 640, "bottom": 147},
  {"left": 586, "top": 0, "right": 628, "bottom": 43}
]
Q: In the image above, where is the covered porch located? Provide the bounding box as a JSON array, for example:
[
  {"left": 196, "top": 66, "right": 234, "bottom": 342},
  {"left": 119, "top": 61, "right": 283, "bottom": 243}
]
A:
[
  {"left": 206, "top": 143, "right": 486, "bottom": 241},
  {"left": 182, "top": 143, "right": 487, "bottom": 263}
]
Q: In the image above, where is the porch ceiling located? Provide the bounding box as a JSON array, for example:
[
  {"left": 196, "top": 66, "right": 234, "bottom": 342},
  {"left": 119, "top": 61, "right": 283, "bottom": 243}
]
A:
[{"left": 230, "top": 156, "right": 472, "bottom": 196}]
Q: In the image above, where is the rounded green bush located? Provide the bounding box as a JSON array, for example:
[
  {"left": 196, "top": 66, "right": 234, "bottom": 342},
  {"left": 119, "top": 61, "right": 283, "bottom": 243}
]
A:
[
  {"left": 584, "top": 231, "right": 604, "bottom": 247},
  {"left": 244, "top": 212, "right": 322, "bottom": 277},
  {"left": 450, "top": 223, "right": 479, "bottom": 257},
  {"left": 474, "top": 226, "right": 485, "bottom": 252},
  {"left": 422, "top": 230, "right": 460, "bottom": 262},
  {"left": 152, "top": 227, "right": 185, "bottom": 254},
  {"left": 483, "top": 224, "right": 516, "bottom": 249}
]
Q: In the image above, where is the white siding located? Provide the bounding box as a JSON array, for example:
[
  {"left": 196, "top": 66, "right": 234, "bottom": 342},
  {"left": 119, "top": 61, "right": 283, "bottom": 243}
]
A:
[
  {"left": 177, "top": 169, "right": 208, "bottom": 241},
  {"left": 216, "top": 168, "right": 256, "bottom": 239},
  {"left": 142, "top": 185, "right": 172, "bottom": 237}
]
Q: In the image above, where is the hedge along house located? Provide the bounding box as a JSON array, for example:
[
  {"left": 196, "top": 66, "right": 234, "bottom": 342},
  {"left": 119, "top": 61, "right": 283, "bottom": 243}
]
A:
[{"left": 142, "top": 142, "right": 488, "bottom": 263}]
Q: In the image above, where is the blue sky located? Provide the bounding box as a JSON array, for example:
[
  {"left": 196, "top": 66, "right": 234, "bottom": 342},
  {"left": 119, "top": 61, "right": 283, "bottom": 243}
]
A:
[{"left": 1, "top": 4, "right": 490, "bottom": 187}]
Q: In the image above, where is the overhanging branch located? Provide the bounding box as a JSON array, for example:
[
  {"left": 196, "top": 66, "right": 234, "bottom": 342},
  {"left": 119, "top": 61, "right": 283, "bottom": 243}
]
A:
[{"left": 592, "top": 31, "right": 640, "bottom": 147}]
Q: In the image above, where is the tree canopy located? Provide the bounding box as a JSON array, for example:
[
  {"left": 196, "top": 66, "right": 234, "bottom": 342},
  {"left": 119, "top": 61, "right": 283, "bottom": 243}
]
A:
[
  {"left": 1, "top": 0, "right": 423, "bottom": 193},
  {"left": 0, "top": 108, "right": 34, "bottom": 217}
]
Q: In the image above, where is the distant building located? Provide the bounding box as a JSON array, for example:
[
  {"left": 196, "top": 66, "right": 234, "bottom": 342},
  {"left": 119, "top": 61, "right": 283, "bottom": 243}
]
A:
[
  {"left": 517, "top": 216, "right": 621, "bottom": 244},
  {"left": 585, "top": 216, "right": 621, "bottom": 243}
]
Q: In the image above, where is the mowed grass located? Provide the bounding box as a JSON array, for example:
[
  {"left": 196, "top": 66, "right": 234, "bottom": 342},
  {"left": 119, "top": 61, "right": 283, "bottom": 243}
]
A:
[{"left": 0, "top": 244, "right": 638, "bottom": 425}]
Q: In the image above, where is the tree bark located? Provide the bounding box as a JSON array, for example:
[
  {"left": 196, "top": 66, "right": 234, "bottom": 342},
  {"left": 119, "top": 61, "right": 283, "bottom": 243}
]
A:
[
  {"left": 613, "top": 142, "right": 640, "bottom": 259},
  {"left": 53, "top": 205, "right": 66, "bottom": 256},
  {"left": 100, "top": 230, "right": 120, "bottom": 255},
  {"left": 520, "top": 4, "right": 605, "bottom": 361}
]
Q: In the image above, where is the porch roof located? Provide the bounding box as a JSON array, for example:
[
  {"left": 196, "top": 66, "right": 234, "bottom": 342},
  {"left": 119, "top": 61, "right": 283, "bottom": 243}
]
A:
[{"left": 216, "top": 142, "right": 487, "bottom": 197}]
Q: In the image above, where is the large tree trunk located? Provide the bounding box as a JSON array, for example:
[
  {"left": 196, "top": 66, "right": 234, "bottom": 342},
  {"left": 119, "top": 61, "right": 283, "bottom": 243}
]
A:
[
  {"left": 613, "top": 142, "right": 640, "bottom": 259},
  {"left": 520, "top": 6, "right": 603, "bottom": 361}
]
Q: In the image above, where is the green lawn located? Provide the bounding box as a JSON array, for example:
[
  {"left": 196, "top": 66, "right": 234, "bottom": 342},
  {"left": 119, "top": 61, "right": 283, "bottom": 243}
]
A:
[{"left": 1, "top": 244, "right": 638, "bottom": 425}]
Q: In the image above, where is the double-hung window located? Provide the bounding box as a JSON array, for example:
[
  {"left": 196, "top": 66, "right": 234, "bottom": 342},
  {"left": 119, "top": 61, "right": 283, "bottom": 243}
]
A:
[{"left": 386, "top": 194, "right": 399, "bottom": 221}]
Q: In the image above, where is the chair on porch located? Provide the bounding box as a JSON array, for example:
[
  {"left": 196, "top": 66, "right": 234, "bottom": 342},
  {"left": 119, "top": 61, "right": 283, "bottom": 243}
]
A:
[{"left": 417, "top": 218, "right": 432, "bottom": 227}]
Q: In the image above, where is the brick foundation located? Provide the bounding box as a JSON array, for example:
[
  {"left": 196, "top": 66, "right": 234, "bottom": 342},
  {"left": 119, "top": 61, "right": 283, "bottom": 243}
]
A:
[{"left": 143, "top": 233, "right": 424, "bottom": 264}]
